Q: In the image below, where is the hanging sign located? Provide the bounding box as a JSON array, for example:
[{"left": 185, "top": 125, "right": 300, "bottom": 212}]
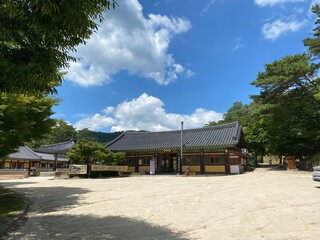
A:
[
  {"left": 69, "top": 165, "right": 87, "bottom": 174},
  {"left": 91, "top": 165, "right": 128, "bottom": 172}
]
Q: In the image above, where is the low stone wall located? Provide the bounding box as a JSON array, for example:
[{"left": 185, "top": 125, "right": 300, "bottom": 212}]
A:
[
  {"left": 0, "top": 169, "right": 28, "bottom": 179},
  {"left": 39, "top": 172, "right": 55, "bottom": 177},
  {"left": 54, "top": 172, "right": 69, "bottom": 179}
]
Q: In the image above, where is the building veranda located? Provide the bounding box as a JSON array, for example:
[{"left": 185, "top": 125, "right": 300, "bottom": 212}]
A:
[
  {"left": 0, "top": 141, "right": 74, "bottom": 177},
  {"left": 107, "top": 122, "right": 249, "bottom": 175}
]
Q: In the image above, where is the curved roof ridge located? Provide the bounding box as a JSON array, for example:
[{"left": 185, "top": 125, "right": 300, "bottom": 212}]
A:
[
  {"left": 38, "top": 140, "right": 75, "bottom": 148},
  {"left": 106, "top": 132, "right": 125, "bottom": 147},
  {"left": 107, "top": 121, "right": 244, "bottom": 152},
  {"left": 7, "top": 146, "right": 41, "bottom": 160},
  {"left": 24, "top": 145, "right": 42, "bottom": 159},
  {"left": 35, "top": 140, "right": 75, "bottom": 154},
  {"left": 121, "top": 121, "right": 239, "bottom": 135}
]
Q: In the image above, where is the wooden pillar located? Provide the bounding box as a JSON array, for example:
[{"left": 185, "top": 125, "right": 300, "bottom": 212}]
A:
[
  {"left": 200, "top": 150, "right": 205, "bottom": 174},
  {"left": 157, "top": 153, "right": 162, "bottom": 174},
  {"left": 28, "top": 161, "right": 31, "bottom": 175},
  {"left": 154, "top": 153, "right": 158, "bottom": 174},
  {"left": 135, "top": 154, "right": 139, "bottom": 172},
  {"left": 54, "top": 153, "right": 58, "bottom": 171},
  {"left": 225, "top": 150, "right": 230, "bottom": 175}
]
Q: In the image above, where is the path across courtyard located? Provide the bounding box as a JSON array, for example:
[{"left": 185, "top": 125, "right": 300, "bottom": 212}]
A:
[{"left": 0, "top": 168, "right": 319, "bottom": 240}]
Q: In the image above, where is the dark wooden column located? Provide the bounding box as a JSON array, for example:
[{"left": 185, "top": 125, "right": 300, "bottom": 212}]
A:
[
  {"left": 225, "top": 150, "right": 230, "bottom": 175},
  {"left": 54, "top": 153, "right": 58, "bottom": 171},
  {"left": 200, "top": 150, "right": 205, "bottom": 174},
  {"left": 157, "top": 153, "right": 162, "bottom": 174},
  {"left": 154, "top": 153, "right": 157, "bottom": 174},
  {"left": 135, "top": 154, "right": 139, "bottom": 172},
  {"left": 28, "top": 161, "right": 31, "bottom": 175}
]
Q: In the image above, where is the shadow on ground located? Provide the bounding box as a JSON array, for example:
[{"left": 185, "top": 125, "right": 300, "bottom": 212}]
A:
[
  {"left": 0, "top": 184, "right": 91, "bottom": 213},
  {"left": 0, "top": 181, "right": 38, "bottom": 187},
  {"left": 24, "top": 186, "right": 91, "bottom": 213},
  {"left": 266, "top": 166, "right": 286, "bottom": 171},
  {"left": 0, "top": 183, "right": 187, "bottom": 239},
  {"left": 5, "top": 215, "right": 187, "bottom": 240},
  {"left": 0, "top": 185, "right": 92, "bottom": 239}
]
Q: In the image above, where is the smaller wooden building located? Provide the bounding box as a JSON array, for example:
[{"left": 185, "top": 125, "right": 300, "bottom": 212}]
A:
[
  {"left": 285, "top": 156, "right": 297, "bottom": 169},
  {"left": 0, "top": 141, "right": 74, "bottom": 175},
  {"left": 107, "top": 122, "right": 248, "bottom": 175},
  {"left": 35, "top": 140, "right": 75, "bottom": 171}
]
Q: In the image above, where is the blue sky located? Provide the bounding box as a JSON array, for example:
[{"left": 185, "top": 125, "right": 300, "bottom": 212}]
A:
[{"left": 53, "top": 0, "right": 319, "bottom": 132}]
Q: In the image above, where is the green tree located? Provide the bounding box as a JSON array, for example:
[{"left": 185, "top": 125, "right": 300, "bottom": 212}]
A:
[
  {"left": 206, "top": 102, "right": 267, "bottom": 160},
  {"left": 0, "top": 93, "right": 57, "bottom": 157},
  {"left": 304, "top": 4, "right": 320, "bottom": 59},
  {"left": 67, "top": 141, "right": 109, "bottom": 165},
  {"left": 303, "top": 4, "right": 320, "bottom": 99},
  {"left": 1, "top": 1, "right": 117, "bottom": 155},
  {"left": 76, "top": 128, "right": 96, "bottom": 143},
  {"left": 105, "top": 152, "right": 126, "bottom": 166},
  {"left": 0, "top": 0, "right": 117, "bottom": 94},
  {"left": 67, "top": 141, "right": 125, "bottom": 165},
  {"left": 251, "top": 54, "right": 320, "bottom": 158},
  {"left": 206, "top": 102, "right": 254, "bottom": 127},
  {"left": 46, "top": 120, "right": 76, "bottom": 144}
]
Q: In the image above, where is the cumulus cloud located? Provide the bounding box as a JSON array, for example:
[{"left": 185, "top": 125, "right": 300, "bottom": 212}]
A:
[
  {"left": 74, "top": 114, "right": 117, "bottom": 131},
  {"left": 231, "top": 36, "right": 244, "bottom": 52},
  {"left": 261, "top": 19, "right": 305, "bottom": 40},
  {"left": 309, "top": 0, "right": 320, "bottom": 17},
  {"left": 202, "top": 0, "right": 222, "bottom": 13},
  {"left": 74, "top": 93, "right": 223, "bottom": 132},
  {"left": 254, "top": 0, "right": 306, "bottom": 7},
  {"left": 64, "top": 0, "right": 192, "bottom": 86}
]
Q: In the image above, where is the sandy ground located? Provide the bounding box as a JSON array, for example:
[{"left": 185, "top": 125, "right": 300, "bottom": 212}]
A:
[{"left": 0, "top": 168, "right": 319, "bottom": 240}]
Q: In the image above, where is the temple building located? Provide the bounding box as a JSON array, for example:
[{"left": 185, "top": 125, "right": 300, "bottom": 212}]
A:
[
  {"left": 0, "top": 141, "right": 74, "bottom": 176},
  {"left": 107, "top": 122, "right": 248, "bottom": 175}
]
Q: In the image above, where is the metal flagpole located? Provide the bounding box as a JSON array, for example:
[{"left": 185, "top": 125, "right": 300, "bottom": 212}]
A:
[{"left": 180, "top": 121, "right": 183, "bottom": 175}]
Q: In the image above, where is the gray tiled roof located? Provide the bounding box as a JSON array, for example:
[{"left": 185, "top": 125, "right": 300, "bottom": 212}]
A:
[
  {"left": 107, "top": 122, "right": 243, "bottom": 152},
  {"left": 35, "top": 140, "right": 75, "bottom": 154},
  {"left": 36, "top": 152, "right": 69, "bottom": 162},
  {"left": 7, "top": 146, "right": 69, "bottom": 162},
  {"left": 7, "top": 146, "right": 41, "bottom": 161}
]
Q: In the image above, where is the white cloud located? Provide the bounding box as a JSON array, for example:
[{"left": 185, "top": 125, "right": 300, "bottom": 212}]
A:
[
  {"left": 231, "top": 36, "right": 244, "bottom": 52},
  {"left": 309, "top": 0, "right": 320, "bottom": 17},
  {"left": 64, "top": 0, "right": 192, "bottom": 86},
  {"left": 51, "top": 113, "right": 66, "bottom": 119},
  {"left": 103, "top": 106, "right": 114, "bottom": 114},
  {"left": 74, "top": 114, "right": 116, "bottom": 131},
  {"left": 231, "top": 43, "right": 244, "bottom": 52},
  {"left": 73, "top": 93, "right": 223, "bottom": 132},
  {"left": 202, "top": 0, "right": 222, "bottom": 13},
  {"left": 311, "top": 0, "right": 320, "bottom": 4},
  {"left": 254, "top": 0, "right": 306, "bottom": 7},
  {"left": 261, "top": 19, "right": 305, "bottom": 40}
]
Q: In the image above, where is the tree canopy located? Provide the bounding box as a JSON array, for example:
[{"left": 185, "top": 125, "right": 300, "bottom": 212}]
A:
[
  {"left": 0, "top": 1, "right": 117, "bottom": 156},
  {"left": 0, "top": 0, "right": 117, "bottom": 94},
  {"left": 0, "top": 93, "right": 57, "bottom": 156},
  {"left": 206, "top": 102, "right": 267, "bottom": 159},
  {"left": 67, "top": 141, "right": 125, "bottom": 165},
  {"left": 206, "top": 6, "right": 320, "bottom": 162},
  {"left": 251, "top": 53, "right": 320, "bottom": 158},
  {"left": 28, "top": 120, "right": 122, "bottom": 149}
]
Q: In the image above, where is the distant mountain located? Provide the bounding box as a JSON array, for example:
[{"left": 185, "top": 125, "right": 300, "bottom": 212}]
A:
[{"left": 87, "top": 131, "right": 122, "bottom": 144}]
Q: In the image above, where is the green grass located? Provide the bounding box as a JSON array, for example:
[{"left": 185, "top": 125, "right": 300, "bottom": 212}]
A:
[{"left": 0, "top": 188, "right": 24, "bottom": 217}]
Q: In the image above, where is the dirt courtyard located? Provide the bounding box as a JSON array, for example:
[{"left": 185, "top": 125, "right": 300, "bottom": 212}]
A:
[{"left": 0, "top": 168, "right": 319, "bottom": 240}]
